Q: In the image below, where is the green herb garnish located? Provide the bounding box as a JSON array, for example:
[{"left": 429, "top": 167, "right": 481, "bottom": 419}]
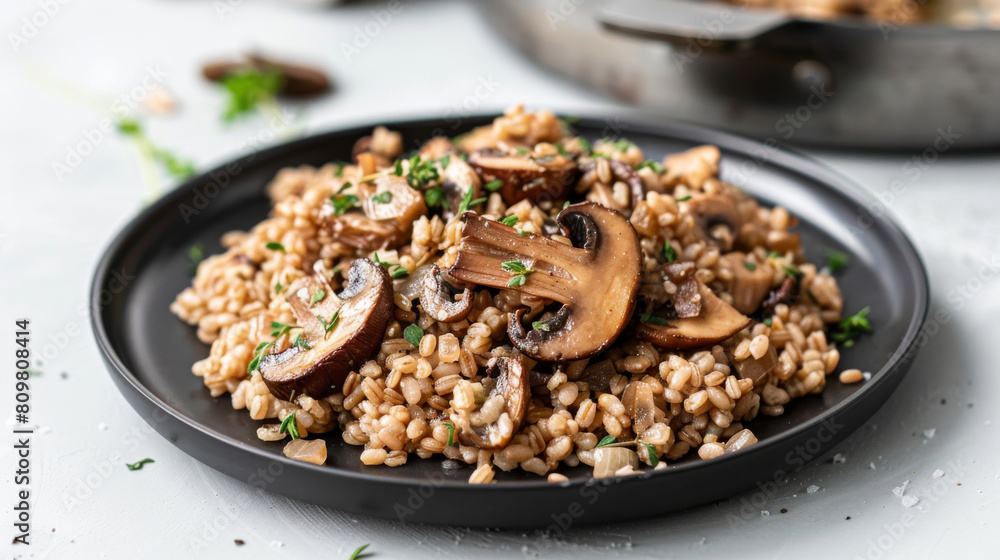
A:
[
  {"left": 484, "top": 179, "right": 503, "bottom": 192},
  {"left": 406, "top": 155, "right": 440, "bottom": 190},
  {"left": 832, "top": 307, "right": 873, "bottom": 348},
  {"left": 444, "top": 421, "right": 455, "bottom": 446},
  {"left": 117, "top": 118, "right": 195, "bottom": 185},
  {"left": 279, "top": 413, "right": 300, "bottom": 440},
  {"left": 645, "top": 443, "right": 659, "bottom": 468},
  {"left": 333, "top": 161, "right": 347, "bottom": 177},
  {"left": 636, "top": 160, "right": 664, "bottom": 174},
  {"left": 247, "top": 341, "right": 273, "bottom": 375},
  {"left": 614, "top": 138, "right": 634, "bottom": 151},
  {"left": 501, "top": 260, "right": 535, "bottom": 287},
  {"left": 317, "top": 310, "right": 340, "bottom": 335},
  {"left": 220, "top": 69, "right": 283, "bottom": 121},
  {"left": 639, "top": 312, "right": 669, "bottom": 325},
  {"left": 266, "top": 241, "right": 286, "bottom": 253},
  {"left": 125, "top": 458, "right": 154, "bottom": 471},
  {"left": 828, "top": 250, "right": 849, "bottom": 273},
  {"left": 516, "top": 147, "right": 529, "bottom": 155},
  {"left": 500, "top": 215, "right": 519, "bottom": 227},
  {"left": 763, "top": 318, "right": 773, "bottom": 327},
  {"left": 391, "top": 268, "right": 409, "bottom": 279},
  {"left": 744, "top": 261, "right": 757, "bottom": 271},
  {"left": 404, "top": 324, "right": 424, "bottom": 347},
  {"left": 531, "top": 321, "right": 550, "bottom": 332},
  {"left": 393, "top": 159, "right": 404, "bottom": 176},
  {"left": 663, "top": 242, "right": 677, "bottom": 263},
  {"left": 331, "top": 193, "right": 360, "bottom": 216},
  {"left": 349, "top": 544, "right": 371, "bottom": 560},
  {"left": 577, "top": 137, "right": 591, "bottom": 153},
  {"left": 371, "top": 191, "right": 393, "bottom": 204},
  {"left": 292, "top": 332, "right": 310, "bottom": 350},
  {"left": 439, "top": 155, "right": 450, "bottom": 169},
  {"left": 309, "top": 289, "right": 326, "bottom": 306},
  {"left": 188, "top": 243, "right": 204, "bottom": 276},
  {"left": 676, "top": 195, "right": 692, "bottom": 202},
  {"left": 424, "top": 187, "right": 443, "bottom": 208},
  {"left": 596, "top": 435, "right": 617, "bottom": 448},
  {"left": 456, "top": 186, "right": 483, "bottom": 215},
  {"left": 274, "top": 282, "right": 283, "bottom": 294}
]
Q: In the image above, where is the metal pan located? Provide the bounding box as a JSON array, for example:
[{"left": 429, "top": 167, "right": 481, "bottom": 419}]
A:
[
  {"left": 478, "top": 0, "right": 1000, "bottom": 149},
  {"left": 91, "top": 114, "right": 928, "bottom": 527}
]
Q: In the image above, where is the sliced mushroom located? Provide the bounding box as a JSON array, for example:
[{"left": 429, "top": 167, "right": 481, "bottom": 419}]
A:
[
  {"left": 468, "top": 150, "right": 579, "bottom": 205},
  {"left": 580, "top": 158, "right": 645, "bottom": 215},
  {"left": 439, "top": 154, "right": 483, "bottom": 221},
  {"left": 455, "top": 355, "right": 530, "bottom": 449},
  {"left": 260, "top": 258, "right": 393, "bottom": 400},
  {"left": 622, "top": 381, "right": 655, "bottom": 435},
  {"left": 449, "top": 202, "right": 642, "bottom": 362},
  {"left": 718, "top": 253, "right": 775, "bottom": 315},
  {"left": 202, "top": 54, "right": 331, "bottom": 97},
  {"left": 421, "top": 265, "right": 474, "bottom": 323},
  {"left": 419, "top": 137, "right": 456, "bottom": 161},
  {"left": 663, "top": 261, "right": 701, "bottom": 318},
  {"left": 394, "top": 263, "right": 436, "bottom": 301},
  {"left": 684, "top": 194, "right": 742, "bottom": 251},
  {"left": 324, "top": 176, "right": 427, "bottom": 250},
  {"left": 637, "top": 282, "right": 751, "bottom": 350},
  {"left": 662, "top": 145, "right": 720, "bottom": 189}
]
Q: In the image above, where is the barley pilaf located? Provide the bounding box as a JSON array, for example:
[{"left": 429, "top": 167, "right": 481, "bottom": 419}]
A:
[{"left": 170, "top": 105, "right": 869, "bottom": 480}]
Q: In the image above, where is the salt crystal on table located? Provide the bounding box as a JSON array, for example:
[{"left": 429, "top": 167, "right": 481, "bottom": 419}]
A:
[
  {"left": 807, "top": 485, "right": 820, "bottom": 494},
  {"left": 863, "top": 371, "right": 872, "bottom": 381},
  {"left": 270, "top": 541, "right": 284, "bottom": 548},
  {"left": 869, "top": 462, "right": 876, "bottom": 470},
  {"left": 761, "top": 510, "right": 770, "bottom": 516},
  {"left": 892, "top": 480, "right": 910, "bottom": 497},
  {"left": 923, "top": 428, "right": 936, "bottom": 439},
  {"left": 97, "top": 423, "right": 107, "bottom": 431},
  {"left": 932, "top": 469, "right": 945, "bottom": 478},
  {"left": 833, "top": 453, "right": 846, "bottom": 464},
  {"left": 902, "top": 495, "right": 919, "bottom": 508}
]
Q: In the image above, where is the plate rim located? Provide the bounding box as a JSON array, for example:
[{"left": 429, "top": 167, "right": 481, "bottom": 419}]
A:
[{"left": 90, "top": 112, "right": 930, "bottom": 492}]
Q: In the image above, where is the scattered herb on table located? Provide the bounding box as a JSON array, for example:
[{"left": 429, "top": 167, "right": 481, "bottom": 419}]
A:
[
  {"left": 125, "top": 458, "right": 154, "bottom": 471},
  {"left": 349, "top": 543, "right": 372, "bottom": 560},
  {"left": 219, "top": 69, "right": 283, "bottom": 121}
]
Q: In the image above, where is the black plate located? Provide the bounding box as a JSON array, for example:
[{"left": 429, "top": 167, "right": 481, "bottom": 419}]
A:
[{"left": 91, "top": 115, "right": 928, "bottom": 527}]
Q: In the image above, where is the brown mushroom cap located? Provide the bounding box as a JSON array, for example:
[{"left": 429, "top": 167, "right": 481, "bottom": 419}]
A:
[
  {"left": 468, "top": 150, "right": 579, "bottom": 205},
  {"left": 440, "top": 154, "right": 483, "bottom": 221},
  {"left": 636, "top": 282, "right": 751, "bottom": 349},
  {"left": 202, "top": 54, "right": 331, "bottom": 97},
  {"left": 323, "top": 176, "right": 427, "bottom": 250},
  {"left": 454, "top": 355, "right": 530, "bottom": 449},
  {"left": 684, "top": 194, "right": 742, "bottom": 251},
  {"left": 260, "top": 258, "right": 393, "bottom": 400},
  {"left": 421, "top": 265, "right": 474, "bottom": 323},
  {"left": 719, "top": 252, "right": 775, "bottom": 315},
  {"left": 580, "top": 158, "right": 645, "bottom": 215},
  {"left": 448, "top": 202, "right": 643, "bottom": 362}
]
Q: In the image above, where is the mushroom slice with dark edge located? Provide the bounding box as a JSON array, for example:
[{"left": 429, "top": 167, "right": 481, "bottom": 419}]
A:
[
  {"left": 448, "top": 202, "right": 642, "bottom": 362},
  {"left": 201, "top": 53, "right": 331, "bottom": 97},
  {"left": 468, "top": 150, "right": 579, "bottom": 205},
  {"left": 760, "top": 276, "right": 800, "bottom": 319},
  {"left": 637, "top": 282, "right": 751, "bottom": 350},
  {"left": 684, "top": 194, "right": 742, "bottom": 251},
  {"left": 259, "top": 258, "right": 393, "bottom": 400},
  {"left": 323, "top": 175, "right": 427, "bottom": 250},
  {"left": 718, "top": 252, "right": 775, "bottom": 315},
  {"left": 421, "top": 265, "right": 474, "bottom": 323},
  {"left": 580, "top": 159, "right": 645, "bottom": 217},
  {"left": 454, "top": 355, "right": 530, "bottom": 449},
  {"left": 439, "top": 152, "right": 483, "bottom": 221}
]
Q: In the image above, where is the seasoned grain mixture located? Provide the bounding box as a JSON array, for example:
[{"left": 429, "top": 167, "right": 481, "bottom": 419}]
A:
[{"left": 171, "top": 106, "right": 868, "bottom": 479}]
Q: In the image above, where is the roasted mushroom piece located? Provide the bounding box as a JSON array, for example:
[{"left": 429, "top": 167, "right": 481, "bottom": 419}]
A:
[
  {"left": 760, "top": 277, "right": 800, "bottom": 319},
  {"left": 202, "top": 53, "right": 331, "bottom": 97},
  {"left": 454, "top": 355, "right": 530, "bottom": 449},
  {"left": 449, "top": 202, "right": 643, "bottom": 362},
  {"left": 724, "top": 330, "right": 777, "bottom": 388},
  {"left": 637, "top": 282, "right": 751, "bottom": 350},
  {"left": 259, "top": 258, "right": 393, "bottom": 400},
  {"left": 421, "top": 265, "right": 474, "bottom": 323},
  {"left": 719, "top": 252, "right": 775, "bottom": 315},
  {"left": 468, "top": 150, "right": 579, "bottom": 205},
  {"left": 323, "top": 175, "right": 427, "bottom": 250},
  {"left": 684, "top": 194, "right": 742, "bottom": 251}
]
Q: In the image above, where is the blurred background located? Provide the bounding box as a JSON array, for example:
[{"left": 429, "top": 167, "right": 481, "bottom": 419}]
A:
[{"left": 3, "top": 0, "right": 998, "bottom": 558}]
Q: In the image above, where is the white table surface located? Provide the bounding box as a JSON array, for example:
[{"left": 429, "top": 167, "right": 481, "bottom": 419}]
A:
[{"left": 3, "top": 0, "right": 998, "bottom": 558}]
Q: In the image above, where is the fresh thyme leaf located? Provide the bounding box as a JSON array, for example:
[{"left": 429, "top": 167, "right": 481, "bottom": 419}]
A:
[
  {"left": 247, "top": 340, "right": 273, "bottom": 374},
  {"left": 274, "top": 282, "right": 283, "bottom": 293},
  {"left": 125, "top": 458, "right": 154, "bottom": 471},
  {"left": 279, "top": 413, "right": 300, "bottom": 440},
  {"left": 614, "top": 138, "right": 634, "bottom": 151},
  {"left": 309, "top": 289, "right": 326, "bottom": 306},
  {"left": 562, "top": 200, "right": 571, "bottom": 210},
  {"left": 832, "top": 307, "right": 873, "bottom": 347},
  {"left": 645, "top": 443, "right": 659, "bottom": 467},
  {"left": 663, "top": 242, "right": 677, "bottom": 263},
  {"left": 500, "top": 215, "right": 519, "bottom": 227},
  {"left": 270, "top": 321, "right": 294, "bottom": 338},
  {"left": 117, "top": 118, "right": 142, "bottom": 136},
  {"left": 317, "top": 310, "right": 340, "bottom": 334},
  {"left": 531, "top": 321, "right": 550, "bottom": 332},
  {"left": 266, "top": 241, "right": 286, "bottom": 253},
  {"left": 562, "top": 115, "right": 580, "bottom": 124},
  {"left": 391, "top": 267, "right": 409, "bottom": 279},
  {"left": 349, "top": 544, "right": 371, "bottom": 560},
  {"left": 292, "top": 332, "right": 310, "bottom": 350},
  {"left": 516, "top": 147, "right": 529, "bottom": 155},
  {"left": 337, "top": 181, "right": 353, "bottom": 194},
  {"left": 828, "top": 250, "right": 849, "bottom": 273},
  {"left": 404, "top": 324, "right": 424, "bottom": 347},
  {"left": 484, "top": 179, "right": 503, "bottom": 192},
  {"left": 676, "top": 195, "right": 692, "bottom": 202},
  {"left": 424, "top": 187, "right": 443, "bottom": 207},
  {"left": 152, "top": 148, "right": 196, "bottom": 180},
  {"left": 220, "top": 69, "right": 283, "bottom": 121},
  {"left": 456, "top": 185, "right": 482, "bottom": 214},
  {"left": 444, "top": 421, "right": 455, "bottom": 446},
  {"left": 371, "top": 191, "right": 393, "bottom": 204},
  {"left": 439, "top": 155, "right": 450, "bottom": 169},
  {"left": 518, "top": 229, "right": 530, "bottom": 237},
  {"left": 636, "top": 160, "right": 664, "bottom": 174},
  {"left": 188, "top": 243, "right": 204, "bottom": 276},
  {"left": 596, "top": 435, "right": 617, "bottom": 448},
  {"left": 393, "top": 159, "right": 404, "bottom": 176},
  {"left": 577, "top": 137, "right": 591, "bottom": 153},
  {"left": 333, "top": 161, "right": 347, "bottom": 177},
  {"left": 555, "top": 143, "right": 569, "bottom": 156},
  {"left": 331, "top": 193, "right": 360, "bottom": 216},
  {"left": 501, "top": 260, "right": 531, "bottom": 275},
  {"left": 782, "top": 263, "right": 803, "bottom": 279},
  {"left": 763, "top": 318, "right": 773, "bottom": 327},
  {"left": 744, "top": 261, "right": 757, "bottom": 271},
  {"left": 639, "top": 312, "right": 669, "bottom": 325},
  {"left": 468, "top": 197, "right": 487, "bottom": 206},
  {"left": 507, "top": 275, "right": 526, "bottom": 287},
  {"left": 406, "top": 155, "right": 440, "bottom": 190}
]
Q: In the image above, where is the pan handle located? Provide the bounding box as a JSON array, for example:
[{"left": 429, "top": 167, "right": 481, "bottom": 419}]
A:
[{"left": 597, "top": 0, "right": 792, "bottom": 46}]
